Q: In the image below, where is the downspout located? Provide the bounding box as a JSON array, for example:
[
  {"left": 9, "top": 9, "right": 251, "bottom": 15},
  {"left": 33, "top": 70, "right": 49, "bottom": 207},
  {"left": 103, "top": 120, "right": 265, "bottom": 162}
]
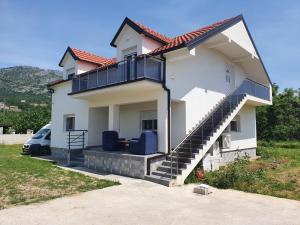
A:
[{"left": 160, "top": 54, "right": 171, "bottom": 155}]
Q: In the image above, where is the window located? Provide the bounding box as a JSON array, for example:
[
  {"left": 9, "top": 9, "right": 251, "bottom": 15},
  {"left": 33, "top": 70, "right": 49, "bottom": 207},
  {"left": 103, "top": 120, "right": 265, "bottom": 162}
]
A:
[
  {"left": 230, "top": 121, "right": 238, "bottom": 132},
  {"left": 225, "top": 63, "right": 232, "bottom": 83},
  {"left": 226, "top": 74, "right": 231, "bottom": 83},
  {"left": 142, "top": 119, "right": 157, "bottom": 131},
  {"left": 66, "top": 67, "right": 75, "bottom": 80},
  {"left": 32, "top": 128, "right": 50, "bottom": 139},
  {"left": 45, "top": 132, "right": 51, "bottom": 140},
  {"left": 65, "top": 116, "right": 75, "bottom": 131},
  {"left": 67, "top": 73, "right": 75, "bottom": 80},
  {"left": 230, "top": 115, "right": 241, "bottom": 132},
  {"left": 140, "top": 110, "right": 157, "bottom": 131}
]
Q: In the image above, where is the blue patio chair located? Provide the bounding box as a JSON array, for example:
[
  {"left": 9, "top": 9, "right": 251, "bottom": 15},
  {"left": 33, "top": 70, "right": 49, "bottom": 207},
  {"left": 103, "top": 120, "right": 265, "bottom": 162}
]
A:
[
  {"left": 102, "top": 131, "right": 126, "bottom": 151},
  {"left": 129, "top": 131, "right": 158, "bottom": 155}
]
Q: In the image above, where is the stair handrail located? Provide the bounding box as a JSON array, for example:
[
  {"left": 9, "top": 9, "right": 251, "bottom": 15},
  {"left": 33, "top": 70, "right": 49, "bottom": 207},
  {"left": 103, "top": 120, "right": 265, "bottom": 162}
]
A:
[
  {"left": 170, "top": 93, "right": 245, "bottom": 179},
  {"left": 67, "top": 129, "right": 88, "bottom": 150},
  {"left": 170, "top": 79, "right": 259, "bottom": 179},
  {"left": 67, "top": 129, "right": 88, "bottom": 166},
  {"left": 171, "top": 80, "right": 247, "bottom": 155}
]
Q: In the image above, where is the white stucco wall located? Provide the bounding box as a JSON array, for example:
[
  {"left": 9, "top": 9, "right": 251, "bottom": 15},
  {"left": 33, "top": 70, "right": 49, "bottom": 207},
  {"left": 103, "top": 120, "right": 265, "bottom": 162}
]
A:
[
  {"left": 62, "top": 53, "right": 76, "bottom": 80},
  {"left": 226, "top": 104, "right": 257, "bottom": 151},
  {"left": 114, "top": 24, "right": 163, "bottom": 61},
  {"left": 141, "top": 36, "right": 162, "bottom": 54},
  {"left": 119, "top": 101, "right": 156, "bottom": 140},
  {"left": 221, "top": 21, "right": 257, "bottom": 57},
  {"left": 61, "top": 53, "right": 98, "bottom": 79},
  {"left": 166, "top": 45, "right": 247, "bottom": 137},
  {"left": 51, "top": 82, "right": 89, "bottom": 149},
  {"left": 171, "top": 101, "right": 186, "bottom": 148},
  {"left": 77, "top": 61, "right": 98, "bottom": 75},
  {"left": 0, "top": 134, "right": 33, "bottom": 145},
  {"left": 115, "top": 25, "right": 142, "bottom": 61},
  {"left": 88, "top": 107, "right": 108, "bottom": 146}
]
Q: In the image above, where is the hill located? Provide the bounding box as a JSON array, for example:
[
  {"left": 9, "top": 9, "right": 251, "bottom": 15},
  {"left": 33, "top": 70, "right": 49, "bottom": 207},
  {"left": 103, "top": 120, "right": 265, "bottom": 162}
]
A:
[{"left": 0, "top": 66, "right": 62, "bottom": 108}]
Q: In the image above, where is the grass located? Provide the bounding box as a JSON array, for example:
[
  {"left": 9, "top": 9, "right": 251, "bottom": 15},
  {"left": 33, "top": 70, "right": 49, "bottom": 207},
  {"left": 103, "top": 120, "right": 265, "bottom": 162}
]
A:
[
  {"left": 185, "top": 141, "right": 300, "bottom": 201},
  {"left": 0, "top": 145, "right": 120, "bottom": 209}
]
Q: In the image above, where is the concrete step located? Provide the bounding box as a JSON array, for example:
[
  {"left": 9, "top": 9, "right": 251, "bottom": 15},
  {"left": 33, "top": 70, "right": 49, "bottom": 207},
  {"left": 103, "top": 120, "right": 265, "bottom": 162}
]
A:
[
  {"left": 162, "top": 160, "right": 188, "bottom": 169},
  {"left": 72, "top": 156, "right": 84, "bottom": 162},
  {"left": 177, "top": 147, "right": 200, "bottom": 154},
  {"left": 166, "top": 156, "right": 192, "bottom": 163},
  {"left": 68, "top": 160, "right": 84, "bottom": 167},
  {"left": 144, "top": 175, "right": 173, "bottom": 187},
  {"left": 175, "top": 152, "right": 196, "bottom": 159},
  {"left": 152, "top": 171, "right": 177, "bottom": 179},
  {"left": 157, "top": 165, "right": 182, "bottom": 174}
]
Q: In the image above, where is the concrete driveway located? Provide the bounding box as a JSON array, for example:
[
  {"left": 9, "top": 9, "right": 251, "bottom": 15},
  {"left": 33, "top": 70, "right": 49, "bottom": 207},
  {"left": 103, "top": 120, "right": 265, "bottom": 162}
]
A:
[{"left": 0, "top": 167, "right": 299, "bottom": 225}]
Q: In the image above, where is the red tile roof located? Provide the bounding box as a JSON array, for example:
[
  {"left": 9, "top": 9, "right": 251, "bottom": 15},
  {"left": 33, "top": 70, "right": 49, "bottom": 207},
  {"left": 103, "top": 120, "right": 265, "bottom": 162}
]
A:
[
  {"left": 70, "top": 48, "right": 116, "bottom": 66},
  {"left": 150, "top": 16, "right": 237, "bottom": 55},
  {"left": 129, "top": 19, "right": 173, "bottom": 44},
  {"left": 47, "top": 79, "right": 67, "bottom": 87},
  {"left": 53, "top": 16, "right": 244, "bottom": 87}
]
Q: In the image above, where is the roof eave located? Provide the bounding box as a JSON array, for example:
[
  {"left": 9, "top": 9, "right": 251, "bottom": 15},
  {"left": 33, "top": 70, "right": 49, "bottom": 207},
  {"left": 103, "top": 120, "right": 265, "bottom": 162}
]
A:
[
  {"left": 110, "top": 17, "right": 169, "bottom": 47},
  {"left": 240, "top": 17, "right": 272, "bottom": 84},
  {"left": 58, "top": 47, "right": 104, "bottom": 67},
  {"left": 186, "top": 15, "right": 243, "bottom": 50},
  {"left": 58, "top": 46, "right": 79, "bottom": 67}
]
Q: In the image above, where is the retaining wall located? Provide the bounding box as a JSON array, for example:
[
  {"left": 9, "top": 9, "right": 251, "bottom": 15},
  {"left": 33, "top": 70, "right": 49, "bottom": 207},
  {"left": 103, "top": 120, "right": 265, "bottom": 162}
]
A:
[{"left": 0, "top": 134, "right": 32, "bottom": 145}]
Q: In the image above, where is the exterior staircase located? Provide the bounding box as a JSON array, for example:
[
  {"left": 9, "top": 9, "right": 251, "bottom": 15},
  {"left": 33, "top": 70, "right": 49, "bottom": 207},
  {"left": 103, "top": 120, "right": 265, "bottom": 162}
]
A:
[
  {"left": 66, "top": 130, "right": 88, "bottom": 167},
  {"left": 145, "top": 93, "right": 247, "bottom": 186},
  {"left": 68, "top": 150, "right": 84, "bottom": 167},
  {"left": 145, "top": 79, "right": 270, "bottom": 186}
]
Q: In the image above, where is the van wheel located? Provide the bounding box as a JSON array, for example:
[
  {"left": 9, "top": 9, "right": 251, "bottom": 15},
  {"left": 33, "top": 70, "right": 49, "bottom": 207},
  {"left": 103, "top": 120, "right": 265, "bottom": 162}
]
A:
[{"left": 43, "top": 146, "right": 51, "bottom": 155}]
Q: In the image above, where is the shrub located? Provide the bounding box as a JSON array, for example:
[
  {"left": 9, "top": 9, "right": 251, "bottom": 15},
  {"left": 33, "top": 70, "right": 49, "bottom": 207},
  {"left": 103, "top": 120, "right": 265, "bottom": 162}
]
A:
[{"left": 204, "top": 157, "right": 266, "bottom": 189}]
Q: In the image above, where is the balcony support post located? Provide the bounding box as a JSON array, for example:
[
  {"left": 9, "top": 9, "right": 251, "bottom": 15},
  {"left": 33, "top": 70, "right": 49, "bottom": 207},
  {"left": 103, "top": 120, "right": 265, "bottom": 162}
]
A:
[
  {"left": 108, "top": 104, "right": 120, "bottom": 132},
  {"left": 144, "top": 55, "right": 147, "bottom": 78}
]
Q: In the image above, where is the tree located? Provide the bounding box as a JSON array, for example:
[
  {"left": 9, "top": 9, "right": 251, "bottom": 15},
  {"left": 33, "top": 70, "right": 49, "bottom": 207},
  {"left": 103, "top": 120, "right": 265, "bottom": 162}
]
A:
[
  {"left": 257, "top": 84, "right": 300, "bottom": 140},
  {"left": 0, "top": 106, "right": 51, "bottom": 133}
]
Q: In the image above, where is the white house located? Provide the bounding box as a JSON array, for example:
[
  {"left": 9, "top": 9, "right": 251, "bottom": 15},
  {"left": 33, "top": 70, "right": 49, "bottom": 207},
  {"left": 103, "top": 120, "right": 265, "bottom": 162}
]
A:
[{"left": 48, "top": 15, "right": 272, "bottom": 186}]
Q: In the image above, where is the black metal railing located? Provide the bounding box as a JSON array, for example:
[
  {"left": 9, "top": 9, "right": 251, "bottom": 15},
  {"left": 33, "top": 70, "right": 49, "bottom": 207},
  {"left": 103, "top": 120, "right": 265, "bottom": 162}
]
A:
[
  {"left": 169, "top": 79, "right": 270, "bottom": 179},
  {"left": 67, "top": 130, "right": 88, "bottom": 150},
  {"left": 233, "top": 79, "right": 270, "bottom": 101},
  {"left": 170, "top": 93, "right": 246, "bottom": 178},
  {"left": 71, "top": 55, "right": 164, "bottom": 93}
]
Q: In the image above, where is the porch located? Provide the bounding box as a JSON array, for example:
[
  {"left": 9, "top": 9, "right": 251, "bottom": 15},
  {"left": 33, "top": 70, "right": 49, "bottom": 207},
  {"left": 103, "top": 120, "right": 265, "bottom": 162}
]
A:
[{"left": 83, "top": 147, "right": 165, "bottom": 179}]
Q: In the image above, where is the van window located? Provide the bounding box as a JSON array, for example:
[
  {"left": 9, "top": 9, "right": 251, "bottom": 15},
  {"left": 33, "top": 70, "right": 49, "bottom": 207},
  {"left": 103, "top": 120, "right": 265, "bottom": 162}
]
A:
[
  {"left": 32, "top": 128, "right": 50, "bottom": 139},
  {"left": 45, "top": 132, "right": 51, "bottom": 140}
]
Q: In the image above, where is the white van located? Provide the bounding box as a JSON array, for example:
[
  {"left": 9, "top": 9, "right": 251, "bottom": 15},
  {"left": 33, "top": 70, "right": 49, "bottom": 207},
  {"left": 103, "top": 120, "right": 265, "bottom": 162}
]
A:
[{"left": 22, "top": 123, "right": 51, "bottom": 156}]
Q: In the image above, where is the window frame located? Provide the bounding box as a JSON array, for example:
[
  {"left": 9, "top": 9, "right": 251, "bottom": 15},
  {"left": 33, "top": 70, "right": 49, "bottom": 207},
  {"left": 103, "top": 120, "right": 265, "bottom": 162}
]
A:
[
  {"left": 65, "top": 115, "right": 75, "bottom": 131},
  {"left": 141, "top": 119, "right": 157, "bottom": 131},
  {"left": 230, "top": 115, "right": 241, "bottom": 132},
  {"left": 66, "top": 67, "right": 75, "bottom": 80}
]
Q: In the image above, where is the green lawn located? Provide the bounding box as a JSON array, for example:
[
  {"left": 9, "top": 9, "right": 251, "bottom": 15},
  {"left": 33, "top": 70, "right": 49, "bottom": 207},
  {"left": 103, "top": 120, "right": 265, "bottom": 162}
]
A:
[
  {"left": 0, "top": 145, "right": 120, "bottom": 209},
  {"left": 185, "top": 141, "right": 300, "bottom": 201}
]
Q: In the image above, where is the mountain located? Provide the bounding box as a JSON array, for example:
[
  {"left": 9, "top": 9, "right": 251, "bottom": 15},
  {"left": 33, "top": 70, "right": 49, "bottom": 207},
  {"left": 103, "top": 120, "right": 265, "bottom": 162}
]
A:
[{"left": 0, "top": 66, "right": 62, "bottom": 107}]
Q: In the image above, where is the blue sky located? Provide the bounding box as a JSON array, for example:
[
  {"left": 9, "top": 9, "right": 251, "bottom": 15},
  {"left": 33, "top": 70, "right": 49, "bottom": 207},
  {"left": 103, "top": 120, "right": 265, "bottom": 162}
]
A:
[{"left": 0, "top": 0, "right": 299, "bottom": 89}]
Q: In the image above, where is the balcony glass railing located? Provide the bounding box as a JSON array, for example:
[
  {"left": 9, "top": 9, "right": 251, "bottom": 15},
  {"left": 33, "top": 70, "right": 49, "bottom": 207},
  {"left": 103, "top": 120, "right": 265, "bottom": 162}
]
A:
[
  {"left": 233, "top": 79, "right": 270, "bottom": 101},
  {"left": 71, "top": 55, "right": 163, "bottom": 93}
]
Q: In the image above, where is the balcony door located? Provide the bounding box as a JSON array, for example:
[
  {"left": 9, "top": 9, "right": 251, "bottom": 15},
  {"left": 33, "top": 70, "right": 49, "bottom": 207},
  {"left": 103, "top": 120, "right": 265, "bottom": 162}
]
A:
[
  {"left": 123, "top": 46, "right": 137, "bottom": 81},
  {"left": 225, "top": 63, "right": 235, "bottom": 92},
  {"left": 124, "top": 52, "right": 137, "bottom": 81}
]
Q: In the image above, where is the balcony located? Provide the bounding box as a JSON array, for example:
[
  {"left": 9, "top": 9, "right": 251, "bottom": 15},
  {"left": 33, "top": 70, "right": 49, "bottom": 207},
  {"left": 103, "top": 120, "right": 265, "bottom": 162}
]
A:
[
  {"left": 71, "top": 55, "right": 164, "bottom": 94},
  {"left": 234, "top": 79, "right": 271, "bottom": 101}
]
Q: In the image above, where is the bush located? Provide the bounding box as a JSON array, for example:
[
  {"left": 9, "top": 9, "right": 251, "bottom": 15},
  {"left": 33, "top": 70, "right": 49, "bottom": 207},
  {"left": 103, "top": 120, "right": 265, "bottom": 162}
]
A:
[{"left": 204, "top": 157, "right": 266, "bottom": 189}]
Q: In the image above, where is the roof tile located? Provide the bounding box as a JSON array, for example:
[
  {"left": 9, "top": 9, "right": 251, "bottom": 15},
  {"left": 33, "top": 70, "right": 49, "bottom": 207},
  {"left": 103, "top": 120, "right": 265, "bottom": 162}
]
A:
[
  {"left": 150, "top": 16, "right": 236, "bottom": 55},
  {"left": 129, "top": 19, "right": 173, "bottom": 44},
  {"left": 71, "top": 48, "right": 116, "bottom": 66}
]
